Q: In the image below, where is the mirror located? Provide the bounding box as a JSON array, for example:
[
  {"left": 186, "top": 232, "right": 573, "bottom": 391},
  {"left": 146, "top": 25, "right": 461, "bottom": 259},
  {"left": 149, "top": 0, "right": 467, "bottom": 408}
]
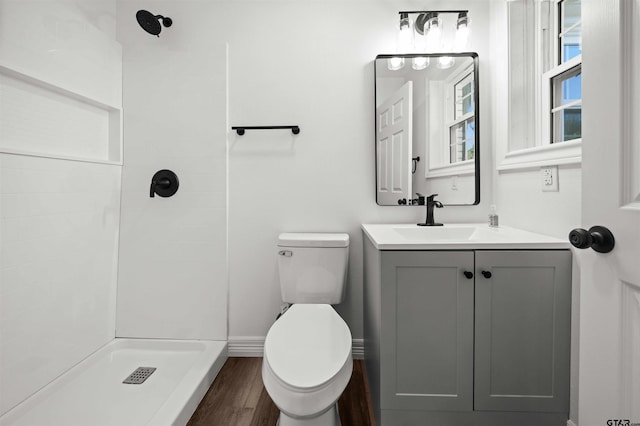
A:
[{"left": 375, "top": 53, "right": 480, "bottom": 206}]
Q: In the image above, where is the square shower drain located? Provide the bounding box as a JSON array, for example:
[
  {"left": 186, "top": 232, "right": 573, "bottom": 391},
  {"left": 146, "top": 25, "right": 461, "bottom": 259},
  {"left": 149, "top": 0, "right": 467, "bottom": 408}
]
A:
[{"left": 123, "top": 367, "right": 156, "bottom": 384}]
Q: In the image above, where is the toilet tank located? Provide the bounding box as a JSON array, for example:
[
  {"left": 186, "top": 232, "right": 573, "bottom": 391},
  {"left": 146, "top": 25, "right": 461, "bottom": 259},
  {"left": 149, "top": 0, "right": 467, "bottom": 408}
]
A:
[{"left": 277, "top": 233, "right": 349, "bottom": 304}]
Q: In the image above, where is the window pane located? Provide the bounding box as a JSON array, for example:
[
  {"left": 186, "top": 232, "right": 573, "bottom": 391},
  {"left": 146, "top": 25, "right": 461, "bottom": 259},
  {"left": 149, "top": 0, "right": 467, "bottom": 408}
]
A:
[
  {"left": 564, "top": 44, "right": 581, "bottom": 62},
  {"left": 455, "top": 73, "right": 474, "bottom": 120},
  {"left": 462, "top": 82, "right": 472, "bottom": 97},
  {"left": 553, "top": 105, "right": 582, "bottom": 142},
  {"left": 466, "top": 120, "right": 475, "bottom": 160},
  {"left": 559, "top": 0, "right": 582, "bottom": 63},
  {"left": 462, "top": 96, "right": 472, "bottom": 116},
  {"left": 450, "top": 118, "right": 475, "bottom": 163},
  {"left": 552, "top": 66, "right": 581, "bottom": 108}
]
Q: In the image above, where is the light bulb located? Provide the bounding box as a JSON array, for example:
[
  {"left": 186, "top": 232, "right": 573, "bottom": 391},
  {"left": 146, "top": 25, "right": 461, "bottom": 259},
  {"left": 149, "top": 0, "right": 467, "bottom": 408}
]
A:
[
  {"left": 455, "top": 13, "right": 470, "bottom": 51},
  {"left": 397, "top": 13, "right": 413, "bottom": 53},
  {"left": 412, "top": 57, "right": 429, "bottom": 70},
  {"left": 388, "top": 57, "right": 405, "bottom": 71},
  {"left": 437, "top": 56, "right": 455, "bottom": 69},
  {"left": 425, "top": 13, "right": 442, "bottom": 52}
]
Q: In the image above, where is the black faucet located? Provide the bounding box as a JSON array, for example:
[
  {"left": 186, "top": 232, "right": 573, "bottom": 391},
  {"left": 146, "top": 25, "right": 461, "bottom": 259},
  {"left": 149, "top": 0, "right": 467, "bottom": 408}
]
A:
[{"left": 417, "top": 193, "right": 443, "bottom": 226}]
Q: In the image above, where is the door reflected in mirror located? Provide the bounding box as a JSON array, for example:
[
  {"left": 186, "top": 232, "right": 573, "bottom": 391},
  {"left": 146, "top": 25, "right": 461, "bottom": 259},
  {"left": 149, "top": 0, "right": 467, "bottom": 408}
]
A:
[{"left": 375, "top": 53, "right": 480, "bottom": 206}]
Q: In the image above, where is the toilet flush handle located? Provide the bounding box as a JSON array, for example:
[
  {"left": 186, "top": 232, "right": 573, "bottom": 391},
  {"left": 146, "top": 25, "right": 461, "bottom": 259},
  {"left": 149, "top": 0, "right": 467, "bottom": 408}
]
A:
[{"left": 278, "top": 250, "right": 293, "bottom": 257}]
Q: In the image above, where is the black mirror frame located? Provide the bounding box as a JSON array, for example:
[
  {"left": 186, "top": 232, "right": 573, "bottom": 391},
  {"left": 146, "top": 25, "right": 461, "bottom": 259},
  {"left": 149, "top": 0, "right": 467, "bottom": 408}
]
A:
[{"left": 374, "top": 52, "right": 480, "bottom": 206}]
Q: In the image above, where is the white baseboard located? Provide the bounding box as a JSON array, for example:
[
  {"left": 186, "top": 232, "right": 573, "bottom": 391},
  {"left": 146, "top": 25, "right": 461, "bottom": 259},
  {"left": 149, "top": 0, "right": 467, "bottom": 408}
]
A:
[
  {"left": 228, "top": 336, "right": 364, "bottom": 359},
  {"left": 227, "top": 336, "right": 265, "bottom": 357}
]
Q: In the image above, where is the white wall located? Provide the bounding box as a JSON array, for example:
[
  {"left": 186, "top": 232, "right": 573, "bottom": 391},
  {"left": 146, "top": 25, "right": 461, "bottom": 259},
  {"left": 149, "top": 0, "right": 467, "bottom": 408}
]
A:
[
  {"left": 0, "top": 0, "right": 121, "bottom": 415},
  {"left": 496, "top": 165, "right": 581, "bottom": 236},
  {"left": 223, "top": 0, "right": 494, "bottom": 348},
  {"left": 115, "top": 1, "right": 228, "bottom": 340}
]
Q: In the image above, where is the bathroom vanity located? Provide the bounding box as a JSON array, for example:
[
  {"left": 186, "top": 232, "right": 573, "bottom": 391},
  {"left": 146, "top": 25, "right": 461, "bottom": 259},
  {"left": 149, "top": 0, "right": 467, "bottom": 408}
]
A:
[{"left": 362, "top": 224, "right": 572, "bottom": 426}]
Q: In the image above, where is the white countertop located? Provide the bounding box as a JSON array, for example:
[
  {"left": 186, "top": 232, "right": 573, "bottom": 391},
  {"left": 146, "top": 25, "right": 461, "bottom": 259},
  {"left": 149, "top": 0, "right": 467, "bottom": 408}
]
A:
[{"left": 361, "top": 223, "right": 570, "bottom": 250}]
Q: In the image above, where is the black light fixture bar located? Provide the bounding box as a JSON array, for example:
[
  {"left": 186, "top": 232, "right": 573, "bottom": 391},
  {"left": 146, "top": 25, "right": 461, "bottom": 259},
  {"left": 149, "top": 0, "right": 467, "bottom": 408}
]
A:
[{"left": 232, "top": 126, "right": 300, "bottom": 136}]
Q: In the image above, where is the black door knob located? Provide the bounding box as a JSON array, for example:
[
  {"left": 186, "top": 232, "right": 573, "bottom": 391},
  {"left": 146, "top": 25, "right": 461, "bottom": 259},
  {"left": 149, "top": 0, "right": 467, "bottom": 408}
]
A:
[
  {"left": 481, "top": 270, "right": 492, "bottom": 279},
  {"left": 463, "top": 271, "right": 473, "bottom": 279},
  {"left": 569, "top": 226, "right": 615, "bottom": 253}
]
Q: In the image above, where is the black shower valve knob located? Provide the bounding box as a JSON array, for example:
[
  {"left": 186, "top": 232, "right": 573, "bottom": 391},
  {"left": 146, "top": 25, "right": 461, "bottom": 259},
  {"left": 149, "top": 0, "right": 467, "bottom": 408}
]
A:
[{"left": 150, "top": 169, "right": 179, "bottom": 198}]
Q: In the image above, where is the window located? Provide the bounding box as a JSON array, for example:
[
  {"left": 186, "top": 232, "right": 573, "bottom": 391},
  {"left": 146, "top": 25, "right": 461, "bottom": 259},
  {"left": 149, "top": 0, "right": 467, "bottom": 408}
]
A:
[
  {"left": 449, "top": 72, "right": 475, "bottom": 164},
  {"left": 502, "top": 0, "right": 582, "bottom": 169},
  {"left": 546, "top": 0, "right": 582, "bottom": 145}
]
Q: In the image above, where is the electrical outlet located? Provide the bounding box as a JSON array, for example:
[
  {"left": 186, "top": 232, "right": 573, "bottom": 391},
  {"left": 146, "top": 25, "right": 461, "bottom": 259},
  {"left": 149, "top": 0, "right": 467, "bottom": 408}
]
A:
[
  {"left": 452, "top": 176, "right": 458, "bottom": 191},
  {"left": 541, "top": 166, "right": 559, "bottom": 192}
]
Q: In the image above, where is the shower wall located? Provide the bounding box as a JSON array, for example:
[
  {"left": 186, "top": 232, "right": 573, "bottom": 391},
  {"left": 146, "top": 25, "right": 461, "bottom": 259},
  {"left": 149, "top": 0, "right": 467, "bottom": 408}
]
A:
[
  {"left": 115, "top": 1, "right": 228, "bottom": 340},
  {"left": 0, "top": 0, "right": 121, "bottom": 415}
]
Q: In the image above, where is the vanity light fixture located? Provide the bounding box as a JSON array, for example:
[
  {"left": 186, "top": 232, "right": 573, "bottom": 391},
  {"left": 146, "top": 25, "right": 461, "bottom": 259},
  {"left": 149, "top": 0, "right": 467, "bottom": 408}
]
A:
[{"left": 390, "top": 9, "right": 471, "bottom": 69}]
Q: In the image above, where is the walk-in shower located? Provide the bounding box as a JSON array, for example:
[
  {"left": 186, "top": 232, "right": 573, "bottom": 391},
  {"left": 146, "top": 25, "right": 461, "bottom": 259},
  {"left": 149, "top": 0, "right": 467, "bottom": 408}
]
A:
[{"left": 0, "top": 2, "right": 227, "bottom": 426}]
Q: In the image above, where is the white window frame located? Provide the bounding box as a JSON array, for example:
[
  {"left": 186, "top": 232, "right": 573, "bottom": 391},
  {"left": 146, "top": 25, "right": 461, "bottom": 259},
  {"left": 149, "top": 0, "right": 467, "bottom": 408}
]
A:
[{"left": 500, "top": 0, "right": 582, "bottom": 171}]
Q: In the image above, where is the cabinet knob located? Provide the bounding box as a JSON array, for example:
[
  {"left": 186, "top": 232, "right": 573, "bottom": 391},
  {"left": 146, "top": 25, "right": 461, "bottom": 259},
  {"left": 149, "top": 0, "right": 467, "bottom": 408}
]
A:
[
  {"left": 481, "top": 270, "right": 492, "bottom": 279},
  {"left": 463, "top": 271, "right": 474, "bottom": 279}
]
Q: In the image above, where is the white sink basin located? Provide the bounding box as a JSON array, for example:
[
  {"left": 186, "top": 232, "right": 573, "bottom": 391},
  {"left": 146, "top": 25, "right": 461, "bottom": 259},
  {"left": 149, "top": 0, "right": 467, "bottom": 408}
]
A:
[
  {"left": 393, "top": 226, "right": 477, "bottom": 241},
  {"left": 362, "top": 223, "right": 569, "bottom": 250}
]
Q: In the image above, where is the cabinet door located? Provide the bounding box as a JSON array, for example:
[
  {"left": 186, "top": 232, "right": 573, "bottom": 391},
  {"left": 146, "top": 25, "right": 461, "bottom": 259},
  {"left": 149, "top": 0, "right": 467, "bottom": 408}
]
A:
[
  {"left": 380, "top": 250, "right": 474, "bottom": 412},
  {"left": 475, "top": 250, "right": 571, "bottom": 413}
]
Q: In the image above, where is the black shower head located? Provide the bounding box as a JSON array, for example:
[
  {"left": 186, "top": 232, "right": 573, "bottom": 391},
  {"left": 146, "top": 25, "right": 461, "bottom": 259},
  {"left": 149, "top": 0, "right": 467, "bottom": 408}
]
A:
[{"left": 136, "top": 10, "right": 172, "bottom": 37}]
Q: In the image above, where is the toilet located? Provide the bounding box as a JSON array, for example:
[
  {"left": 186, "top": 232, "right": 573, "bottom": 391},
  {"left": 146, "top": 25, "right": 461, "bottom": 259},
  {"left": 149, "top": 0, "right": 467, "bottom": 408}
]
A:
[{"left": 262, "top": 233, "right": 352, "bottom": 426}]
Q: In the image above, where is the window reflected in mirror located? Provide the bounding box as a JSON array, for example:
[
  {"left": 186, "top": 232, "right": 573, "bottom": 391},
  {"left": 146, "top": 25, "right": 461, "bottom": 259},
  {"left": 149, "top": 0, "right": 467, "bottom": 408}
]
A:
[{"left": 450, "top": 70, "right": 475, "bottom": 163}]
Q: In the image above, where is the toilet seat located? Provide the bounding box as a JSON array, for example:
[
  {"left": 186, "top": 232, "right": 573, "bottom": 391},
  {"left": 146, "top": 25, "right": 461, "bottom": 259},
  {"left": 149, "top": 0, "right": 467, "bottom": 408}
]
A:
[{"left": 263, "top": 304, "right": 353, "bottom": 418}]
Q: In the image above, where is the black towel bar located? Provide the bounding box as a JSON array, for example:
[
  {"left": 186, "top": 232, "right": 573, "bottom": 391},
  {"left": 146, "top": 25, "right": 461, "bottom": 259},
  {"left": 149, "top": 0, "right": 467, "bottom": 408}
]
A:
[{"left": 232, "top": 126, "right": 300, "bottom": 135}]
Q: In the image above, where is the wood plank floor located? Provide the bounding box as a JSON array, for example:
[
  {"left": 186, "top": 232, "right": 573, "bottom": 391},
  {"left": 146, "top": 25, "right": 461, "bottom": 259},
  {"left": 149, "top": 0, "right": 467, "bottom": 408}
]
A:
[{"left": 187, "top": 357, "right": 375, "bottom": 426}]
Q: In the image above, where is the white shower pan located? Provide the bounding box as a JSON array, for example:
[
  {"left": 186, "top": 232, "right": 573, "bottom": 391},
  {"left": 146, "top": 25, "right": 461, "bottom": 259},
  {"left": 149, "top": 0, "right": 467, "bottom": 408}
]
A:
[{"left": 0, "top": 339, "right": 227, "bottom": 426}]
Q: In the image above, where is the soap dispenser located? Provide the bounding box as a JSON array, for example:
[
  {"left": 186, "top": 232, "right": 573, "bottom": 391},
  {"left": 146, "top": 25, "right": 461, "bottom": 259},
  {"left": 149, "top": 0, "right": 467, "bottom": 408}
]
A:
[{"left": 489, "top": 205, "right": 499, "bottom": 227}]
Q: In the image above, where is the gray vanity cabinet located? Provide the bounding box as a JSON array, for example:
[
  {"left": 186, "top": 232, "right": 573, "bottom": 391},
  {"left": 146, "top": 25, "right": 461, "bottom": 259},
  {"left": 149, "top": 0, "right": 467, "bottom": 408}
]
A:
[
  {"left": 474, "top": 250, "right": 571, "bottom": 413},
  {"left": 380, "top": 250, "right": 474, "bottom": 412},
  {"left": 363, "top": 239, "right": 572, "bottom": 425}
]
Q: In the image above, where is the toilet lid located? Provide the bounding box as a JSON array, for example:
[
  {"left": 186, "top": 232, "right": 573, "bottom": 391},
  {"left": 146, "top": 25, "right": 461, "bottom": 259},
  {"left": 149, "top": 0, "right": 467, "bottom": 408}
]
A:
[{"left": 264, "top": 304, "right": 352, "bottom": 390}]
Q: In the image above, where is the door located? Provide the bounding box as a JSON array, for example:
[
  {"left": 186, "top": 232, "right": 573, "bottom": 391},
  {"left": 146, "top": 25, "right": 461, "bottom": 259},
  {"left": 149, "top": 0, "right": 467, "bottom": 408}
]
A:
[
  {"left": 475, "top": 250, "right": 571, "bottom": 413},
  {"left": 376, "top": 81, "right": 413, "bottom": 205},
  {"left": 579, "top": 1, "right": 640, "bottom": 423},
  {"left": 380, "top": 251, "right": 474, "bottom": 412}
]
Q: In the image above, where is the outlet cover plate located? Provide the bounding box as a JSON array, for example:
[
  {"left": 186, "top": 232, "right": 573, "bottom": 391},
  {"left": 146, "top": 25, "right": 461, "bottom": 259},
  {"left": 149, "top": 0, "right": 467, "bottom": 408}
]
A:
[{"left": 541, "top": 166, "right": 559, "bottom": 192}]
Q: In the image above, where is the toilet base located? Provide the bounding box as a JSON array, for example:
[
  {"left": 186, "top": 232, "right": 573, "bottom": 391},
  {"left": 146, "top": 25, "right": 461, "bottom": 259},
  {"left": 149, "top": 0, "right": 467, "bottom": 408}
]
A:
[{"left": 276, "top": 403, "right": 341, "bottom": 426}]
